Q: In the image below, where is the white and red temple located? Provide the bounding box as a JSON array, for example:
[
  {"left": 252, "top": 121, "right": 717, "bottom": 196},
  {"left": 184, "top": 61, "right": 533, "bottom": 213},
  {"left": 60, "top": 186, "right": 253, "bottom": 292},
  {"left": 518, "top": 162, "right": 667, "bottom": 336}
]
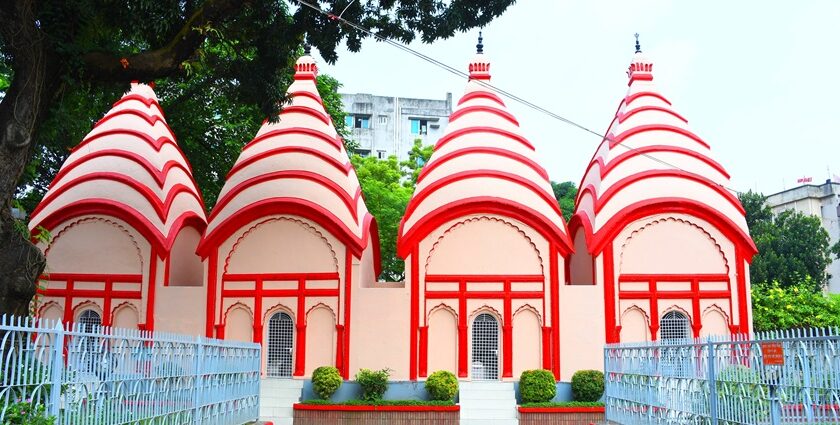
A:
[{"left": 30, "top": 38, "right": 754, "bottom": 382}]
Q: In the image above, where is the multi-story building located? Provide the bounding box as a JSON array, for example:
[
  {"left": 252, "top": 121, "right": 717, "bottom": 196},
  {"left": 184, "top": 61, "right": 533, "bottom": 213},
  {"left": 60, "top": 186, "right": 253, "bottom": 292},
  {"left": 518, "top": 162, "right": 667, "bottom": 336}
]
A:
[
  {"left": 340, "top": 92, "right": 452, "bottom": 160},
  {"left": 766, "top": 180, "right": 840, "bottom": 292}
]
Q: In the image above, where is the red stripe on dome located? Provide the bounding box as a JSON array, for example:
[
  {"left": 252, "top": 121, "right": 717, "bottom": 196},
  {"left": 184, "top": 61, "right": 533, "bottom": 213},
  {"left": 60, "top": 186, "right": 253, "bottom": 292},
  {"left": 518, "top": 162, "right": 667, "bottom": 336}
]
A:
[
  {"left": 112, "top": 94, "right": 164, "bottom": 113},
  {"left": 610, "top": 124, "right": 710, "bottom": 150},
  {"left": 435, "top": 127, "right": 534, "bottom": 151},
  {"left": 93, "top": 109, "right": 171, "bottom": 132},
  {"left": 416, "top": 147, "right": 549, "bottom": 184},
  {"left": 243, "top": 127, "right": 342, "bottom": 151},
  {"left": 210, "top": 170, "right": 361, "bottom": 223},
  {"left": 625, "top": 91, "right": 672, "bottom": 106},
  {"left": 457, "top": 91, "right": 506, "bottom": 106},
  {"left": 226, "top": 146, "right": 352, "bottom": 179},
  {"left": 405, "top": 170, "right": 562, "bottom": 225},
  {"left": 280, "top": 105, "right": 331, "bottom": 125},
  {"left": 74, "top": 129, "right": 175, "bottom": 152},
  {"left": 449, "top": 105, "right": 519, "bottom": 126},
  {"left": 51, "top": 149, "right": 196, "bottom": 189},
  {"left": 602, "top": 145, "right": 730, "bottom": 179},
  {"left": 617, "top": 106, "right": 687, "bottom": 123},
  {"left": 289, "top": 90, "right": 325, "bottom": 107}
]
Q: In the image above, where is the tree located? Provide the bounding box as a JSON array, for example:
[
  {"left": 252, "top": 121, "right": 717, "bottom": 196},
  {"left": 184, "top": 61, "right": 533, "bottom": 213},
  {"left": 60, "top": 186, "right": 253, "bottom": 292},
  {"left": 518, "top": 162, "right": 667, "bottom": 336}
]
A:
[
  {"left": 0, "top": 0, "right": 516, "bottom": 316},
  {"left": 401, "top": 139, "right": 435, "bottom": 185},
  {"left": 551, "top": 181, "right": 577, "bottom": 221},
  {"left": 739, "top": 190, "right": 773, "bottom": 231},
  {"left": 752, "top": 280, "right": 840, "bottom": 331}
]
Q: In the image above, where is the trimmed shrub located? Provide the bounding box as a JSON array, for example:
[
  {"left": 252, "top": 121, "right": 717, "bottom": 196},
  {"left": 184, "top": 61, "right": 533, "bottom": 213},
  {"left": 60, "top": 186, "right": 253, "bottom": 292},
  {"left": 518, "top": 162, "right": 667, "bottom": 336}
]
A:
[
  {"left": 519, "top": 369, "right": 556, "bottom": 403},
  {"left": 312, "top": 366, "right": 343, "bottom": 400},
  {"left": 4, "top": 402, "right": 55, "bottom": 425},
  {"left": 571, "top": 370, "right": 604, "bottom": 402},
  {"left": 425, "top": 370, "right": 458, "bottom": 401},
  {"left": 355, "top": 368, "right": 390, "bottom": 401}
]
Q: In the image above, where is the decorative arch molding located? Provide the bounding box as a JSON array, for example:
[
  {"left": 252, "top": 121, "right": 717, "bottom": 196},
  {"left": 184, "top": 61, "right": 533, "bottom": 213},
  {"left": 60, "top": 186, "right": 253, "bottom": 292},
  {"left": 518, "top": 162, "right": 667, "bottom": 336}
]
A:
[
  {"left": 262, "top": 302, "right": 296, "bottom": 325},
  {"left": 223, "top": 302, "right": 254, "bottom": 324},
  {"left": 618, "top": 216, "right": 730, "bottom": 274},
  {"left": 427, "top": 303, "right": 458, "bottom": 323},
  {"left": 424, "top": 215, "right": 544, "bottom": 273},
  {"left": 620, "top": 305, "right": 650, "bottom": 324},
  {"left": 223, "top": 216, "right": 339, "bottom": 274},
  {"left": 45, "top": 216, "right": 145, "bottom": 269},
  {"left": 661, "top": 304, "right": 692, "bottom": 321},
  {"left": 72, "top": 300, "right": 103, "bottom": 320},
  {"left": 37, "top": 301, "right": 63, "bottom": 318},
  {"left": 702, "top": 304, "right": 731, "bottom": 322},
  {"left": 513, "top": 304, "right": 542, "bottom": 326},
  {"left": 305, "top": 303, "right": 336, "bottom": 324},
  {"left": 110, "top": 301, "right": 140, "bottom": 323},
  {"left": 468, "top": 304, "right": 503, "bottom": 324}
]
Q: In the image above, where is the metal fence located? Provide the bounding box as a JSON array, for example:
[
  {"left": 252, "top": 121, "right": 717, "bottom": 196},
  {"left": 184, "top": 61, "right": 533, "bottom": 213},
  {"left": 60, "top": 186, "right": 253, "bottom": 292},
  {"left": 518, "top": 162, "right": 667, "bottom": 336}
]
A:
[
  {"left": 0, "top": 315, "right": 261, "bottom": 424},
  {"left": 604, "top": 328, "right": 840, "bottom": 424}
]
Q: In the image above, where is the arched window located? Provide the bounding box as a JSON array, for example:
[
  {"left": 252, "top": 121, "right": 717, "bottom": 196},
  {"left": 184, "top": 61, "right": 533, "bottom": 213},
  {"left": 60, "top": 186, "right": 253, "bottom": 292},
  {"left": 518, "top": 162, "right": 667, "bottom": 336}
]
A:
[
  {"left": 78, "top": 309, "right": 102, "bottom": 332},
  {"left": 660, "top": 311, "right": 690, "bottom": 342},
  {"left": 267, "top": 312, "right": 294, "bottom": 378},
  {"left": 77, "top": 309, "right": 102, "bottom": 373},
  {"left": 471, "top": 313, "right": 499, "bottom": 380}
]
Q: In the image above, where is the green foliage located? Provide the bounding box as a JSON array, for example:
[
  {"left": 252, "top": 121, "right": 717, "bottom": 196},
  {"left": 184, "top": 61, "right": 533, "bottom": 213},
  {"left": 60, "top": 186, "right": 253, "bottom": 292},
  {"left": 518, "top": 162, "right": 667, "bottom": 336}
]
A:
[
  {"left": 312, "top": 366, "right": 343, "bottom": 400},
  {"left": 751, "top": 280, "right": 840, "bottom": 331},
  {"left": 520, "top": 401, "right": 604, "bottom": 408},
  {"left": 550, "top": 181, "right": 578, "bottom": 221},
  {"left": 570, "top": 370, "right": 604, "bottom": 402},
  {"left": 3, "top": 402, "right": 55, "bottom": 425},
  {"left": 401, "top": 139, "right": 435, "bottom": 186},
  {"left": 355, "top": 368, "right": 391, "bottom": 402},
  {"left": 301, "top": 399, "right": 454, "bottom": 406},
  {"left": 424, "top": 370, "right": 458, "bottom": 401},
  {"left": 739, "top": 190, "right": 773, "bottom": 231},
  {"left": 519, "top": 369, "right": 557, "bottom": 403}
]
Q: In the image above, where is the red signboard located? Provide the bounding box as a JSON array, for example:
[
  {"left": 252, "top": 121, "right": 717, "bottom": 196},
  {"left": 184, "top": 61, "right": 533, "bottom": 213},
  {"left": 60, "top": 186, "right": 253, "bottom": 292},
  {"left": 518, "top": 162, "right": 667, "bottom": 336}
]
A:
[{"left": 761, "top": 342, "right": 785, "bottom": 366}]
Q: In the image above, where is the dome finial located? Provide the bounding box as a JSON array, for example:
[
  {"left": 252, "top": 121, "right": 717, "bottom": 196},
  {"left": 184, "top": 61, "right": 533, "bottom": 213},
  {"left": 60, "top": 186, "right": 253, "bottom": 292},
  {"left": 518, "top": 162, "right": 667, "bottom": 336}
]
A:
[
  {"left": 304, "top": 36, "right": 312, "bottom": 56},
  {"left": 634, "top": 32, "right": 642, "bottom": 53},
  {"left": 476, "top": 31, "right": 484, "bottom": 54}
]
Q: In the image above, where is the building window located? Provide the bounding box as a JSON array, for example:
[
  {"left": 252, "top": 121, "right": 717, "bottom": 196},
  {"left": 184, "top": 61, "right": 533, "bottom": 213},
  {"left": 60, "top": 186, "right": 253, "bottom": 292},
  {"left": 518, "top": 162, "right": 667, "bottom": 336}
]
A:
[
  {"left": 660, "top": 311, "right": 690, "bottom": 342},
  {"left": 379, "top": 116, "right": 388, "bottom": 125},
  {"left": 354, "top": 115, "right": 370, "bottom": 129},
  {"left": 410, "top": 119, "right": 428, "bottom": 135},
  {"left": 377, "top": 150, "right": 386, "bottom": 159},
  {"left": 344, "top": 115, "right": 353, "bottom": 128}
]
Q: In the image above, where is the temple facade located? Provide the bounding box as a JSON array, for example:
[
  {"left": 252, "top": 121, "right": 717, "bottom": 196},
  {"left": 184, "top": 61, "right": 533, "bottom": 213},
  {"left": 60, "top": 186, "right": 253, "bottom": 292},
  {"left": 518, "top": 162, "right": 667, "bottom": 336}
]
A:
[{"left": 30, "top": 40, "right": 754, "bottom": 382}]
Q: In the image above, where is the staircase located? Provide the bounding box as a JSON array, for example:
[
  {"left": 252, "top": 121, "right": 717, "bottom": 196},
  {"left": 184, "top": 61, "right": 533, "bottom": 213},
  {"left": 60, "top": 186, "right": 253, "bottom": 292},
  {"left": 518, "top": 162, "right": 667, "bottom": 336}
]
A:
[
  {"left": 259, "top": 378, "right": 304, "bottom": 425},
  {"left": 459, "top": 381, "right": 518, "bottom": 425}
]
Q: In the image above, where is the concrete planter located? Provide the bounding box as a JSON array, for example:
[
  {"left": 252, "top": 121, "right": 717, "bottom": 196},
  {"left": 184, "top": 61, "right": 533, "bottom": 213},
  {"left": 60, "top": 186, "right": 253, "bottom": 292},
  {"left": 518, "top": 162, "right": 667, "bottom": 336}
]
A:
[
  {"left": 517, "top": 406, "right": 605, "bottom": 425},
  {"left": 293, "top": 403, "right": 459, "bottom": 425}
]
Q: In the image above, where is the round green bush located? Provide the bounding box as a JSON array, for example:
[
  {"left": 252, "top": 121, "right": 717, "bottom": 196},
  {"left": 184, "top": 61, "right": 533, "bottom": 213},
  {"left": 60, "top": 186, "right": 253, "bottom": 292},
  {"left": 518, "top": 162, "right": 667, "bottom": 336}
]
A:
[
  {"left": 571, "top": 370, "right": 605, "bottom": 402},
  {"left": 425, "top": 370, "right": 458, "bottom": 401},
  {"left": 312, "top": 366, "right": 342, "bottom": 400},
  {"left": 519, "top": 369, "right": 557, "bottom": 403},
  {"left": 355, "top": 368, "right": 391, "bottom": 401}
]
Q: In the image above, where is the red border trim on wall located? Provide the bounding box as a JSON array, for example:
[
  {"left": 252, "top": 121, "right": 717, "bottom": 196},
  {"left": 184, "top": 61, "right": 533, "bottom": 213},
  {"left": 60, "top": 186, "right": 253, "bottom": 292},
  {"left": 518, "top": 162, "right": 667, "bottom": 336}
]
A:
[
  {"left": 517, "top": 406, "right": 605, "bottom": 413},
  {"left": 293, "top": 404, "right": 460, "bottom": 412}
]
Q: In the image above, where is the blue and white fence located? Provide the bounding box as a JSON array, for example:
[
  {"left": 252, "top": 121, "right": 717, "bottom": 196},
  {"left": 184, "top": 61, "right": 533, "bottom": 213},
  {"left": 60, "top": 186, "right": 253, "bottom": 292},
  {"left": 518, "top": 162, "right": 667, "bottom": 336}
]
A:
[
  {"left": 604, "top": 328, "right": 840, "bottom": 424},
  {"left": 0, "top": 315, "right": 261, "bottom": 424}
]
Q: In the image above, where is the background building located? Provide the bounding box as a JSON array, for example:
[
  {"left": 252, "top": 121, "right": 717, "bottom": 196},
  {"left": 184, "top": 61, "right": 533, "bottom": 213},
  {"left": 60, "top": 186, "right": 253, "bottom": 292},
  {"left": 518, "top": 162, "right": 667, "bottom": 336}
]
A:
[
  {"left": 341, "top": 92, "right": 452, "bottom": 160},
  {"left": 766, "top": 180, "right": 840, "bottom": 292}
]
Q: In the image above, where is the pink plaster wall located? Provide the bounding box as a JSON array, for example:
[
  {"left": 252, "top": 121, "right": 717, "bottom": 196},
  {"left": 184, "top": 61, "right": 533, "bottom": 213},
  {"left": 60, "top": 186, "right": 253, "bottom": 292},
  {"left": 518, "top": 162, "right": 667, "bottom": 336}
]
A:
[
  {"left": 305, "top": 306, "right": 337, "bottom": 375},
  {"left": 512, "top": 307, "right": 541, "bottom": 378},
  {"left": 169, "top": 226, "right": 203, "bottom": 286},
  {"left": 427, "top": 306, "right": 458, "bottom": 374}
]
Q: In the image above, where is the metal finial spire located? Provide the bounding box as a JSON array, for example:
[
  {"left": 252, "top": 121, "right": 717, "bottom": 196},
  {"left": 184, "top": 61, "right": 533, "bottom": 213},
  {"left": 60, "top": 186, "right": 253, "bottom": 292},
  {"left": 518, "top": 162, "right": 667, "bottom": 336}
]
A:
[
  {"left": 634, "top": 33, "right": 641, "bottom": 53},
  {"left": 304, "top": 41, "right": 311, "bottom": 55},
  {"left": 476, "top": 31, "right": 484, "bottom": 54}
]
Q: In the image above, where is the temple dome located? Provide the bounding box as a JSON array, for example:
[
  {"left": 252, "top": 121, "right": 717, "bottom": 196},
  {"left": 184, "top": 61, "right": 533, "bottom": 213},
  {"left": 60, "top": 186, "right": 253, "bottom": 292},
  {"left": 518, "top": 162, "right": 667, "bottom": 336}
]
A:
[
  {"left": 29, "top": 82, "right": 207, "bottom": 253},
  {"left": 571, "top": 50, "right": 755, "bottom": 256},
  {"left": 397, "top": 49, "right": 572, "bottom": 257},
  {"left": 198, "top": 52, "right": 379, "bottom": 264}
]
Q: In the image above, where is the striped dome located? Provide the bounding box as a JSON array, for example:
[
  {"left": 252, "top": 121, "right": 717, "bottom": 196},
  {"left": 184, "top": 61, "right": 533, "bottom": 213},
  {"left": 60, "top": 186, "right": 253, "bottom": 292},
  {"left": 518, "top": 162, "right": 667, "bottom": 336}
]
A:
[
  {"left": 572, "top": 51, "right": 755, "bottom": 255},
  {"left": 398, "top": 52, "right": 572, "bottom": 257},
  {"left": 29, "top": 82, "right": 207, "bottom": 253},
  {"left": 198, "top": 53, "right": 378, "bottom": 259}
]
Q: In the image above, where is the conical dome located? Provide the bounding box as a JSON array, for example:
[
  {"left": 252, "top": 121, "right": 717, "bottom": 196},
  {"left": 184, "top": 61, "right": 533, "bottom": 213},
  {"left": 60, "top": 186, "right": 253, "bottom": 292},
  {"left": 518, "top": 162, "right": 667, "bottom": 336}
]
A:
[
  {"left": 571, "top": 50, "right": 755, "bottom": 255},
  {"left": 29, "top": 82, "right": 207, "bottom": 253},
  {"left": 198, "top": 53, "right": 379, "bottom": 261},
  {"left": 398, "top": 48, "right": 572, "bottom": 256}
]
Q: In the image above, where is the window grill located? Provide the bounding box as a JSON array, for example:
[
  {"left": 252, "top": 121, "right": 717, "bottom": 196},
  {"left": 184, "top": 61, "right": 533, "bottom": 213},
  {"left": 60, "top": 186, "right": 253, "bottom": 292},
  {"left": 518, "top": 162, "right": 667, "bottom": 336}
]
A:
[
  {"left": 660, "top": 311, "right": 690, "bottom": 342},
  {"left": 471, "top": 313, "right": 499, "bottom": 380},
  {"left": 77, "top": 310, "right": 102, "bottom": 373},
  {"left": 267, "top": 312, "right": 294, "bottom": 378},
  {"left": 78, "top": 310, "right": 101, "bottom": 331}
]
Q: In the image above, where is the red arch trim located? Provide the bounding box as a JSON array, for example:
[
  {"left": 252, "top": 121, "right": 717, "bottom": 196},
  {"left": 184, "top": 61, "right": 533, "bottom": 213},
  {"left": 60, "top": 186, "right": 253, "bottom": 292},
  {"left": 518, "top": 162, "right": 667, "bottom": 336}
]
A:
[
  {"left": 598, "top": 145, "right": 730, "bottom": 179},
  {"left": 209, "top": 170, "right": 361, "bottom": 223},
  {"left": 280, "top": 105, "right": 331, "bottom": 125},
  {"left": 416, "top": 147, "right": 549, "bottom": 184},
  {"left": 397, "top": 197, "right": 573, "bottom": 258},
  {"left": 611, "top": 124, "right": 710, "bottom": 150},
  {"left": 226, "top": 146, "right": 352, "bottom": 179},
  {"left": 93, "top": 109, "right": 172, "bottom": 132},
  {"left": 405, "top": 170, "right": 563, "bottom": 223},
  {"left": 617, "top": 106, "right": 687, "bottom": 124},
  {"left": 449, "top": 106, "right": 519, "bottom": 126},
  {"left": 242, "top": 127, "right": 342, "bottom": 152},
  {"left": 198, "top": 198, "right": 371, "bottom": 258},
  {"left": 112, "top": 94, "right": 164, "bottom": 114},
  {"left": 457, "top": 91, "right": 506, "bottom": 106},
  {"left": 434, "top": 127, "right": 534, "bottom": 151},
  {"left": 625, "top": 91, "right": 672, "bottom": 106},
  {"left": 289, "top": 90, "right": 325, "bottom": 107},
  {"left": 50, "top": 149, "right": 196, "bottom": 189},
  {"left": 74, "top": 129, "right": 175, "bottom": 153}
]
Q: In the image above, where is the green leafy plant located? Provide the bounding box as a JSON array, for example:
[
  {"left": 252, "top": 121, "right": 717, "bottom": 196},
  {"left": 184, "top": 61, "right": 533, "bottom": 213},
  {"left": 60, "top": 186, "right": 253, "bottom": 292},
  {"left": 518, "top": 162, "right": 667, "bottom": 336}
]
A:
[
  {"left": 3, "top": 402, "right": 55, "bottom": 425},
  {"left": 312, "top": 366, "right": 343, "bottom": 400},
  {"left": 751, "top": 280, "right": 840, "bottom": 331},
  {"left": 424, "top": 370, "right": 458, "bottom": 401},
  {"left": 301, "top": 399, "right": 454, "bottom": 406},
  {"left": 520, "top": 401, "right": 604, "bottom": 408},
  {"left": 355, "top": 368, "right": 391, "bottom": 402},
  {"left": 571, "top": 370, "right": 604, "bottom": 402},
  {"left": 519, "top": 369, "right": 557, "bottom": 403}
]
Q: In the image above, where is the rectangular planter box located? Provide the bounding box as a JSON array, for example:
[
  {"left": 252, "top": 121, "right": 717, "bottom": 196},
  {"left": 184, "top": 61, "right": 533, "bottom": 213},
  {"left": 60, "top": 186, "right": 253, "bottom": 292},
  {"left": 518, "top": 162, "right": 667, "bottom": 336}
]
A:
[
  {"left": 518, "top": 406, "right": 605, "bottom": 425},
  {"left": 293, "top": 403, "right": 459, "bottom": 425}
]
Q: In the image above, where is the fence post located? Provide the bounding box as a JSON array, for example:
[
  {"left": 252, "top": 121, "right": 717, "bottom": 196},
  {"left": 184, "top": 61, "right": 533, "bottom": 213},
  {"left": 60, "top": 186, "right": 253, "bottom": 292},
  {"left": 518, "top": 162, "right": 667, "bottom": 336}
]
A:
[
  {"left": 193, "top": 336, "right": 205, "bottom": 425},
  {"left": 707, "top": 339, "right": 718, "bottom": 425},
  {"left": 48, "top": 322, "right": 64, "bottom": 419}
]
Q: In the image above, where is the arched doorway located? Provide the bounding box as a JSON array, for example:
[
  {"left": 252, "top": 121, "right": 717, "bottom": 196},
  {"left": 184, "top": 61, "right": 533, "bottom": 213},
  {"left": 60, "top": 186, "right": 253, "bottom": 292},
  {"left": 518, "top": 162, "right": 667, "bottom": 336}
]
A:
[
  {"left": 267, "top": 312, "right": 294, "bottom": 378},
  {"left": 471, "top": 313, "right": 499, "bottom": 380}
]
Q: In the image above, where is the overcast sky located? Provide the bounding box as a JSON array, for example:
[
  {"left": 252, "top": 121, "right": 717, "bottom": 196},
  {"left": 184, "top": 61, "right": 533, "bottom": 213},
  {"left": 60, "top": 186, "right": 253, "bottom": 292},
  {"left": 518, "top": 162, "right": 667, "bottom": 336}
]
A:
[{"left": 313, "top": 0, "right": 839, "bottom": 195}]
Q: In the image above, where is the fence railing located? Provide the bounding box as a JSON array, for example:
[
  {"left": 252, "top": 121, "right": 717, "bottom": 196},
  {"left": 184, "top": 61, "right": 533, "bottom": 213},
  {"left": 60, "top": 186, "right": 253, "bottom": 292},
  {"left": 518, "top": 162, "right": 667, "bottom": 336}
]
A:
[
  {"left": 0, "top": 315, "right": 261, "bottom": 424},
  {"left": 604, "top": 328, "right": 840, "bottom": 424}
]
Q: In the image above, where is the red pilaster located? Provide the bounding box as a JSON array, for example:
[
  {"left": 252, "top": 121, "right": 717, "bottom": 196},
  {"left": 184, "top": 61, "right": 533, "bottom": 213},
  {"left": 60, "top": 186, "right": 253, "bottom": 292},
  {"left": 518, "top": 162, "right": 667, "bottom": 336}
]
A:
[
  {"left": 295, "top": 324, "right": 307, "bottom": 376},
  {"left": 502, "top": 280, "right": 513, "bottom": 378},
  {"left": 216, "top": 323, "right": 225, "bottom": 339},
  {"left": 409, "top": 249, "right": 419, "bottom": 380},
  {"left": 603, "top": 244, "right": 617, "bottom": 343},
  {"left": 206, "top": 249, "right": 218, "bottom": 337},
  {"left": 343, "top": 249, "right": 353, "bottom": 379},
  {"left": 691, "top": 279, "right": 702, "bottom": 338},
  {"left": 648, "top": 279, "right": 659, "bottom": 340},
  {"left": 63, "top": 280, "right": 74, "bottom": 323},
  {"left": 541, "top": 326, "right": 552, "bottom": 370},
  {"left": 458, "top": 279, "right": 468, "bottom": 378},
  {"left": 549, "top": 244, "right": 560, "bottom": 380},
  {"left": 145, "top": 248, "right": 157, "bottom": 331},
  {"left": 102, "top": 279, "right": 113, "bottom": 327},
  {"left": 418, "top": 326, "right": 428, "bottom": 377},
  {"left": 335, "top": 324, "right": 345, "bottom": 374},
  {"left": 253, "top": 278, "right": 264, "bottom": 343},
  {"left": 735, "top": 248, "right": 749, "bottom": 333}
]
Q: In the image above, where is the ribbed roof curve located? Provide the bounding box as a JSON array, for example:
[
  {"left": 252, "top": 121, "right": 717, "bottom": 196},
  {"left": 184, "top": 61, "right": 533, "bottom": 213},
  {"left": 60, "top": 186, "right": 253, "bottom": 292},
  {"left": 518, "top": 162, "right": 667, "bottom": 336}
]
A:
[
  {"left": 572, "top": 51, "right": 755, "bottom": 256},
  {"left": 397, "top": 51, "right": 572, "bottom": 257},
  {"left": 29, "top": 82, "right": 207, "bottom": 253},
  {"left": 198, "top": 53, "right": 378, "bottom": 261}
]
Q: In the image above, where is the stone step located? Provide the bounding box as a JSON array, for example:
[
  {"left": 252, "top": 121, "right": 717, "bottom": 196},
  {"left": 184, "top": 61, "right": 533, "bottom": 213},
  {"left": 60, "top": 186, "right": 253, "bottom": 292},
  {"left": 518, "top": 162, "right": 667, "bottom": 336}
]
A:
[
  {"left": 460, "top": 420, "right": 519, "bottom": 425},
  {"left": 459, "top": 390, "right": 516, "bottom": 401},
  {"left": 459, "top": 381, "right": 515, "bottom": 390},
  {"left": 259, "top": 387, "right": 303, "bottom": 399},
  {"left": 460, "top": 406, "right": 518, "bottom": 420}
]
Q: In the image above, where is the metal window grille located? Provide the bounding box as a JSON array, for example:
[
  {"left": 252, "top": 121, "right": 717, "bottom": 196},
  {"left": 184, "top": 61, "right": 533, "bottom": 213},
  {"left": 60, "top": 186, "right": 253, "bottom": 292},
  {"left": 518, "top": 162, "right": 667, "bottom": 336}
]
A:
[
  {"left": 267, "top": 312, "right": 294, "bottom": 378},
  {"left": 471, "top": 313, "right": 499, "bottom": 380},
  {"left": 78, "top": 309, "right": 101, "bottom": 331},
  {"left": 77, "top": 309, "right": 102, "bottom": 372},
  {"left": 660, "top": 311, "right": 690, "bottom": 342}
]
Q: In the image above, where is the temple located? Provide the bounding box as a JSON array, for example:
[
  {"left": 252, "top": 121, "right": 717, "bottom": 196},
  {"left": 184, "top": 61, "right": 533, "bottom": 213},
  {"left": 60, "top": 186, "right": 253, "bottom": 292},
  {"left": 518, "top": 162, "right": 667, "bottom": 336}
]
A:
[{"left": 31, "top": 37, "right": 754, "bottom": 383}]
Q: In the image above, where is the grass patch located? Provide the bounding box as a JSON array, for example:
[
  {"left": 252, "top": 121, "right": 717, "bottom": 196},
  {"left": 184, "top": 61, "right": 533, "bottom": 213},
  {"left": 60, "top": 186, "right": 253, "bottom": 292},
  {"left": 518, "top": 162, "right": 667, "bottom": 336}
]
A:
[
  {"left": 520, "top": 401, "right": 604, "bottom": 408},
  {"left": 301, "top": 399, "right": 455, "bottom": 406}
]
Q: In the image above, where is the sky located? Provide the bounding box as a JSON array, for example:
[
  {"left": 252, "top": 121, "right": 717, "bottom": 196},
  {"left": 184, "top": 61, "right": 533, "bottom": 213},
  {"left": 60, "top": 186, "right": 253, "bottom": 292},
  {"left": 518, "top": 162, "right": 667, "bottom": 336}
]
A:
[{"left": 312, "top": 0, "right": 840, "bottom": 195}]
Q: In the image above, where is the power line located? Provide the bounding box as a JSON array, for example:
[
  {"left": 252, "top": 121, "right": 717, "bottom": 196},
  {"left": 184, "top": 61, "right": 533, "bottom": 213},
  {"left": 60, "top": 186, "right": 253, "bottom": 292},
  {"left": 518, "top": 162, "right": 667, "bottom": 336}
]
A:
[{"left": 296, "top": 0, "right": 745, "bottom": 196}]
